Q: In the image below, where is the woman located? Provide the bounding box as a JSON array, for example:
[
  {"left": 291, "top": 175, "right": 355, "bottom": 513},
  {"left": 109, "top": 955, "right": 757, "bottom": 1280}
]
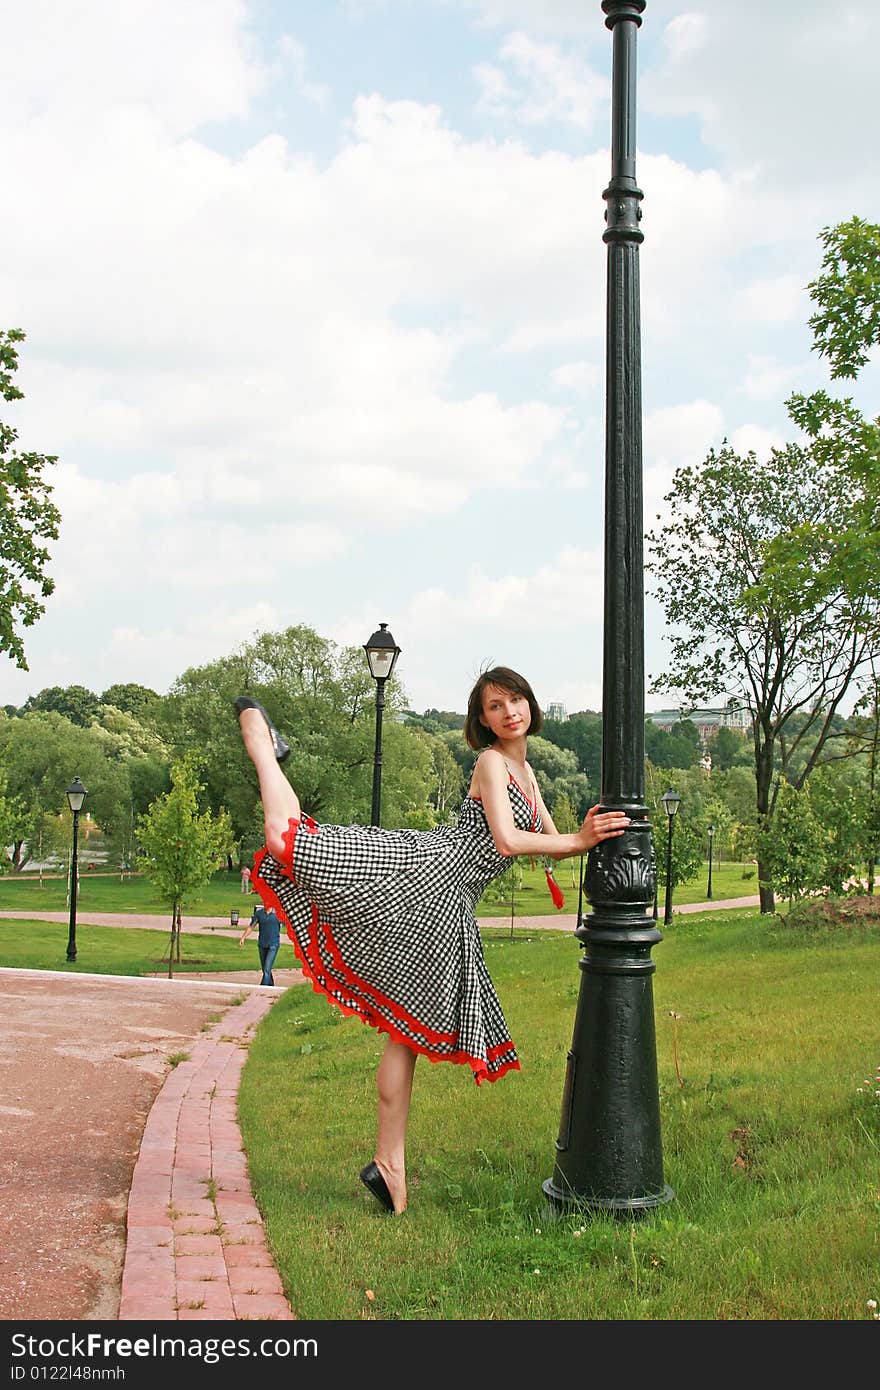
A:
[{"left": 236, "top": 666, "right": 629, "bottom": 1214}]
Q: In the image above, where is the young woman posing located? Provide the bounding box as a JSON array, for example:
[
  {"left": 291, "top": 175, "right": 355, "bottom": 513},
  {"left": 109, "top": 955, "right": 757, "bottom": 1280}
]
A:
[{"left": 236, "top": 665, "right": 629, "bottom": 1215}]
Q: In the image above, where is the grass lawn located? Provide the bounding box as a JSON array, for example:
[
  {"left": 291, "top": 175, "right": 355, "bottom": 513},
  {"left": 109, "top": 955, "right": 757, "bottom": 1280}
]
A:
[
  {"left": 237, "top": 903, "right": 880, "bottom": 1320},
  {"left": 0, "top": 857, "right": 759, "bottom": 921},
  {"left": 0, "top": 916, "right": 277, "bottom": 976}
]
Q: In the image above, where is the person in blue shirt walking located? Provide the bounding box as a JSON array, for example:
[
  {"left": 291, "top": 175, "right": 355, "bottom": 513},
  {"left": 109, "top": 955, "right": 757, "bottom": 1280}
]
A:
[{"left": 238, "top": 901, "right": 282, "bottom": 986}]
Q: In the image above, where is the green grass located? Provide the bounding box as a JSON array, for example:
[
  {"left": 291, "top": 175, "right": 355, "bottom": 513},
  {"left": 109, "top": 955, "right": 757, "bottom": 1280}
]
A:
[
  {"left": 237, "top": 907, "right": 880, "bottom": 1320},
  {"left": 0, "top": 916, "right": 289, "bottom": 976},
  {"left": 0, "top": 868, "right": 253, "bottom": 918},
  {"left": 0, "top": 856, "right": 757, "bottom": 920}
]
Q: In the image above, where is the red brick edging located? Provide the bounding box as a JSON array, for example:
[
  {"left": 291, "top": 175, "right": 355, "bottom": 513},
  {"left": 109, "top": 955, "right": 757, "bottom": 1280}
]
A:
[{"left": 119, "top": 990, "right": 295, "bottom": 1321}]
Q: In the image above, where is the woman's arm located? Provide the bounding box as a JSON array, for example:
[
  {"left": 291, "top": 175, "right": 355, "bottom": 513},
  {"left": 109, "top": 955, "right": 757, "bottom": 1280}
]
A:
[
  {"left": 476, "top": 749, "right": 629, "bottom": 858},
  {"left": 238, "top": 919, "right": 256, "bottom": 947}
]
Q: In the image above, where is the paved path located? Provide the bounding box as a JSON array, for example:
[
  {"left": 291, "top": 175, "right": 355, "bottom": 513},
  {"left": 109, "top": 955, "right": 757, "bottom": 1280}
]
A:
[{"left": 0, "top": 968, "right": 295, "bottom": 1321}]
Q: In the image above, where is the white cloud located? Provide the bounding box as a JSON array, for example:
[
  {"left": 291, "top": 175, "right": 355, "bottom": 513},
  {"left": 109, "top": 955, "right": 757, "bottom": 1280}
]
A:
[
  {"left": 474, "top": 31, "right": 606, "bottom": 131},
  {"left": 551, "top": 360, "right": 602, "bottom": 394},
  {"left": 735, "top": 274, "right": 808, "bottom": 328},
  {"left": 729, "top": 423, "right": 787, "bottom": 460},
  {"left": 740, "top": 355, "right": 804, "bottom": 403}
]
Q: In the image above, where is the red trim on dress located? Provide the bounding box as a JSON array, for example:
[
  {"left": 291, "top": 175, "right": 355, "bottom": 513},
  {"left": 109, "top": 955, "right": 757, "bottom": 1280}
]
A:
[{"left": 251, "top": 819, "right": 520, "bottom": 1085}]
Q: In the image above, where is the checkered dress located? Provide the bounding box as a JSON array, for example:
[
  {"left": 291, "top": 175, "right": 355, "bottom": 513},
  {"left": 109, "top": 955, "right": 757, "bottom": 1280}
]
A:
[{"left": 251, "top": 778, "right": 538, "bottom": 1083}]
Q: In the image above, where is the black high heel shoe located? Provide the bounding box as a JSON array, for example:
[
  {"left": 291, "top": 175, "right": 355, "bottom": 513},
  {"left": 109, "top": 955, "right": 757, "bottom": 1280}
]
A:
[
  {"left": 359, "top": 1161, "right": 395, "bottom": 1214},
  {"left": 234, "top": 696, "right": 291, "bottom": 763}
]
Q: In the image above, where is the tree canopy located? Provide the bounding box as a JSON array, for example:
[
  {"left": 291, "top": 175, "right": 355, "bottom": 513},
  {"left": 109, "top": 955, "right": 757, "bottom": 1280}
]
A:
[{"left": 0, "top": 329, "right": 60, "bottom": 670}]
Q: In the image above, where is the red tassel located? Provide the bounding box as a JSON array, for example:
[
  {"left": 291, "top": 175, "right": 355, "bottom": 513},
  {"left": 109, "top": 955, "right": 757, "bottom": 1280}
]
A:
[{"left": 545, "top": 868, "right": 565, "bottom": 910}]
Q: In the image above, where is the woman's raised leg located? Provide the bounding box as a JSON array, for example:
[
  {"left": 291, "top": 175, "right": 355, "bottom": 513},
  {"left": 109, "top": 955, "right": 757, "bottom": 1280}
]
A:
[
  {"left": 372, "top": 1038, "right": 417, "bottom": 1214},
  {"left": 238, "top": 708, "right": 301, "bottom": 860}
]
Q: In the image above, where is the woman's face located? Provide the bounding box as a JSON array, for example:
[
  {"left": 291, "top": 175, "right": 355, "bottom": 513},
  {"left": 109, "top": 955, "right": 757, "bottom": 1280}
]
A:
[{"left": 480, "top": 684, "right": 531, "bottom": 743}]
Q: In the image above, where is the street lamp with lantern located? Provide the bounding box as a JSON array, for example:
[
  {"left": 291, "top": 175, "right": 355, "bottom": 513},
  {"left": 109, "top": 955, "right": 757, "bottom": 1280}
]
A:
[
  {"left": 707, "top": 822, "right": 715, "bottom": 899},
  {"left": 543, "top": 0, "right": 673, "bottom": 1219},
  {"left": 363, "top": 623, "right": 401, "bottom": 827},
  {"left": 662, "top": 788, "right": 681, "bottom": 926},
  {"left": 65, "top": 776, "right": 88, "bottom": 962}
]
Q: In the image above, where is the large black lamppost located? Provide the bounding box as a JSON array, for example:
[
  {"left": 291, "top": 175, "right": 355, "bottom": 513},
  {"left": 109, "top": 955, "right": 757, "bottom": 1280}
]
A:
[
  {"left": 364, "top": 623, "right": 401, "bottom": 827},
  {"left": 661, "top": 788, "right": 681, "bottom": 926},
  {"left": 707, "top": 822, "right": 715, "bottom": 899},
  {"left": 544, "top": 0, "right": 673, "bottom": 1217},
  {"left": 65, "top": 777, "right": 88, "bottom": 963}
]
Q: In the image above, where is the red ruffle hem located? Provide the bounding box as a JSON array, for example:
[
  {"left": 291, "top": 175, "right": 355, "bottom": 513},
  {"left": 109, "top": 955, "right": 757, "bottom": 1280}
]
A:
[{"left": 251, "top": 816, "right": 520, "bottom": 1085}]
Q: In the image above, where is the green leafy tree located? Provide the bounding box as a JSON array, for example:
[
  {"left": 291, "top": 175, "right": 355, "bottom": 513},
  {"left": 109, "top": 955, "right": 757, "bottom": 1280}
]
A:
[
  {"left": 0, "top": 711, "right": 127, "bottom": 869},
  {"left": 707, "top": 724, "right": 749, "bottom": 772},
  {"left": 22, "top": 685, "right": 101, "bottom": 726},
  {"left": 647, "top": 440, "right": 877, "bottom": 914},
  {"left": 136, "top": 756, "right": 233, "bottom": 976},
  {"left": 100, "top": 683, "right": 161, "bottom": 721},
  {"left": 158, "top": 625, "right": 436, "bottom": 850},
  {"left": 0, "top": 329, "right": 61, "bottom": 669},
  {"left": 649, "top": 220, "right": 880, "bottom": 914},
  {"left": 645, "top": 720, "right": 701, "bottom": 770},
  {"left": 0, "top": 766, "right": 24, "bottom": 874},
  {"left": 551, "top": 790, "right": 582, "bottom": 890},
  {"left": 757, "top": 781, "right": 826, "bottom": 910},
  {"left": 808, "top": 762, "right": 869, "bottom": 896},
  {"left": 542, "top": 711, "right": 603, "bottom": 784},
  {"left": 480, "top": 857, "right": 524, "bottom": 936},
  {"left": 806, "top": 216, "right": 880, "bottom": 380}
]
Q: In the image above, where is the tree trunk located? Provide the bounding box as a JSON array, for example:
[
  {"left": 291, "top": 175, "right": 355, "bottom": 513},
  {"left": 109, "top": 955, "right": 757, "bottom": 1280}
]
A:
[
  {"left": 755, "top": 728, "right": 776, "bottom": 914},
  {"left": 757, "top": 858, "right": 776, "bottom": 915},
  {"left": 167, "top": 904, "right": 177, "bottom": 979}
]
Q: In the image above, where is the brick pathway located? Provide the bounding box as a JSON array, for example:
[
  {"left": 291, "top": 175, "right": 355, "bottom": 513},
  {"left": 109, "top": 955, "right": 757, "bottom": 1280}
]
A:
[{"left": 119, "top": 986, "right": 295, "bottom": 1321}]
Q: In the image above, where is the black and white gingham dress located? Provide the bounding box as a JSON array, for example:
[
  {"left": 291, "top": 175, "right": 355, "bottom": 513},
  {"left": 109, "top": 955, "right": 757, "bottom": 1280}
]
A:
[{"left": 251, "top": 777, "right": 539, "bottom": 1083}]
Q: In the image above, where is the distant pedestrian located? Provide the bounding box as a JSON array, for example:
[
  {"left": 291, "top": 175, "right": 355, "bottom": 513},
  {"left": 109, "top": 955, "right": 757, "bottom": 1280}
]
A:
[
  {"left": 240, "top": 864, "right": 252, "bottom": 893},
  {"left": 238, "top": 903, "right": 281, "bottom": 986}
]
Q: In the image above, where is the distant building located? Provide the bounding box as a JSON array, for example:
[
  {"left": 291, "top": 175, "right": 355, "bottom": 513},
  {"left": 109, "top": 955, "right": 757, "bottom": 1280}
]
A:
[
  {"left": 545, "top": 702, "right": 568, "bottom": 722},
  {"left": 646, "top": 700, "right": 750, "bottom": 746}
]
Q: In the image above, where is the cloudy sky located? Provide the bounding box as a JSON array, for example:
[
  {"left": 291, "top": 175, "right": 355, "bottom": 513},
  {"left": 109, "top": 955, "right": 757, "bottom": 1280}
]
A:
[{"left": 2, "top": 0, "right": 877, "bottom": 718}]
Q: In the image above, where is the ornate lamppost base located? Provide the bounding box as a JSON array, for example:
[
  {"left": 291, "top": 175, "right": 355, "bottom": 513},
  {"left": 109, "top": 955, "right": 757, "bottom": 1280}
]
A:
[{"left": 541, "top": 1177, "right": 674, "bottom": 1218}]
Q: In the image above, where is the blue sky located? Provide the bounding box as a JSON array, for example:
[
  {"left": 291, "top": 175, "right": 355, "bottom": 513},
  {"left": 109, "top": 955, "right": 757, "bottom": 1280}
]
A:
[{"left": 1, "top": 0, "right": 878, "bottom": 718}]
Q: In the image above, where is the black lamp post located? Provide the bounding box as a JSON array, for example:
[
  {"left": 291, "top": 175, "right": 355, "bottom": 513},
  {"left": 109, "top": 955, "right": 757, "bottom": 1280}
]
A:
[
  {"left": 707, "top": 822, "right": 715, "bottom": 899},
  {"left": 662, "top": 788, "right": 681, "bottom": 926},
  {"left": 65, "top": 776, "right": 88, "bottom": 963},
  {"left": 364, "top": 623, "right": 400, "bottom": 827},
  {"left": 544, "top": 0, "right": 673, "bottom": 1218}
]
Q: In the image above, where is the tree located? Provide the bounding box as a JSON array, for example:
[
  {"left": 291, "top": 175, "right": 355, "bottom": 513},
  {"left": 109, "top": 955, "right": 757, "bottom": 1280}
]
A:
[
  {"left": 645, "top": 720, "right": 701, "bottom": 770},
  {"left": 0, "top": 329, "right": 61, "bottom": 669},
  {"left": 157, "top": 624, "right": 437, "bottom": 852},
  {"left": 542, "top": 711, "right": 602, "bottom": 785},
  {"left": 649, "top": 220, "right": 880, "bottom": 913},
  {"left": 757, "top": 781, "right": 826, "bottom": 911},
  {"left": 100, "top": 683, "right": 161, "bottom": 721},
  {"left": 22, "top": 685, "right": 102, "bottom": 727},
  {"left": 706, "top": 724, "right": 749, "bottom": 772},
  {"left": 806, "top": 216, "right": 880, "bottom": 381},
  {"left": 647, "top": 440, "right": 878, "bottom": 913},
  {"left": 551, "top": 791, "right": 582, "bottom": 890},
  {"left": 136, "top": 756, "right": 233, "bottom": 977}
]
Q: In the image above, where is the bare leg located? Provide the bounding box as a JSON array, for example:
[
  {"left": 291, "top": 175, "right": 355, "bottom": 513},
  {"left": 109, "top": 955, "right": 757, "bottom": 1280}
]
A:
[
  {"left": 373, "top": 1038, "right": 416, "bottom": 1214},
  {"left": 238, "top": 709, "right": 301, "bottom": 859}
]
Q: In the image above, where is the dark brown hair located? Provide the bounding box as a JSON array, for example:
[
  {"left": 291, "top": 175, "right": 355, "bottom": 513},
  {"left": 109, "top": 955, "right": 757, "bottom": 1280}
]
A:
[{"left": 464, "top": 666, "right": 543, "bottom": 750}]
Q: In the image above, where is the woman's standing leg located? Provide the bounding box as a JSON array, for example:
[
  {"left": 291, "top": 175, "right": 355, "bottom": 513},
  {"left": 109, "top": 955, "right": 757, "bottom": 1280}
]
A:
[
  {"left": 238, "top": 709, "right": 301, "bottom": 858},
  {"left": 373, "top": 1039, "right": 417, "bottom": 1214}
]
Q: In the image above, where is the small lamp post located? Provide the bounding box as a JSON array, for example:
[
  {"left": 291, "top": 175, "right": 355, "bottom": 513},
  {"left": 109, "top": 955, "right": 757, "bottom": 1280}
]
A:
[
  {"left": 65, "top": 777, "right": 88, "bottom": 962},
  {"left": 661, "top": 788, "right": 681, "bottom": 926},
  {"left": 707, "top": 822, "right": 715, "bottom": 899},
  {"left": 364, "top": 623, "right": 401, "bottom": 827}
]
